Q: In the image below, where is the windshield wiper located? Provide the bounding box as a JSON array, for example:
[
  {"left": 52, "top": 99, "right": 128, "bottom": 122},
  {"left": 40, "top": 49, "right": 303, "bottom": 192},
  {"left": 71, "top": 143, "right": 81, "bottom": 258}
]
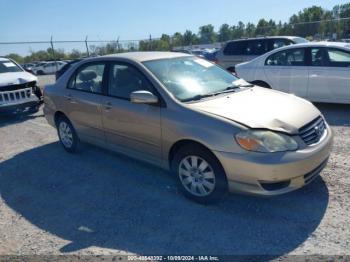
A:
[
  {"left": 181, "top": 93, "right": 216, "bottom": 102},
  {"left": 232, "top": 83, "right": 254, "bottom": 88},
  {"left": 182, "top": 83, "right": 254, "bottom": 102},
  {"left": 182, "top": 87, "right": 239, "bottom": 102}
]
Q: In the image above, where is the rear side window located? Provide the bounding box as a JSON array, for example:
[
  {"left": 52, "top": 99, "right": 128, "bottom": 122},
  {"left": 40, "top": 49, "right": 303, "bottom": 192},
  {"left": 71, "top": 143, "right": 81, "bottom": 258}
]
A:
[
  {"left": 68, "top": 63, "right": 105, "bottom": 94},
  {"left": 327, "top": 48, "right": 350, "bottom": 67},
  {"left": 224, "top": 40, "right": 268, "bottom": 55},
  {"left": 224, "top": 41, "right": 247, "bottom": 55},
  {"left": 265, "top": 48, "right": 306, "bottom": 66},
  {"left": 56, "top": 59, "right": 82, "bottom": 80}
]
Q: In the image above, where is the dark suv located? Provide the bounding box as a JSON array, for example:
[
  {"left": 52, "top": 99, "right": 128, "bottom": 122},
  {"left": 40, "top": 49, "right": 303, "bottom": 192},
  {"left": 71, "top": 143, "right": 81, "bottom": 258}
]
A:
[{"left": 216, "top": 36, "right": 308, "bottom": 72}]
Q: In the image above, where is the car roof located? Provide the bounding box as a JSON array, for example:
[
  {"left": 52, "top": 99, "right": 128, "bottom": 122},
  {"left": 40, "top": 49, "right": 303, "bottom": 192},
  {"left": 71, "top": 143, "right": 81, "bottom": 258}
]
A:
[
  {"left": 0, "top": 57, "right": 10, "bottom": 62},
  {"left": 101, "top": 51, "right": 192, "bottom": 62},
  {"left": 226, "top": 36, "right": 303, "bottom": 43},
  {"left": 268, "top": 41, "right": 350, "bottom": 52}
]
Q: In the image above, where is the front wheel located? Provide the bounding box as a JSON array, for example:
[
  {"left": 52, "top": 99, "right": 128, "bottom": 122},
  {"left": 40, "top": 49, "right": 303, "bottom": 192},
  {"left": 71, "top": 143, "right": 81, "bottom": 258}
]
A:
[
  {"left": 172, "top": 145, "right": 228, "bottom": 204},
  {"left": 57, "top": 117, "right": 79, "bottom": 153}
]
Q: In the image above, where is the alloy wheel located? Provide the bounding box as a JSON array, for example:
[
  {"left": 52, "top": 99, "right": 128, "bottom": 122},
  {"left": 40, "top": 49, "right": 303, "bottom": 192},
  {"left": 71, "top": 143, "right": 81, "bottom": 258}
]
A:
[
  {"left": 59, "top": 121, "right": 73, "bottom": 148},
  {"left": 178, "top": 155, "right": 216, "bottom": 197}
]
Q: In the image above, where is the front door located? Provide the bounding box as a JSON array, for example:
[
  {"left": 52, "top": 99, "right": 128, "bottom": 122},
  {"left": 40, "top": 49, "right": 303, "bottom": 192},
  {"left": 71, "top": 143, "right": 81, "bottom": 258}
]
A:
[{"left": 101, "top": 62, "right": 162, "bottom": 165}]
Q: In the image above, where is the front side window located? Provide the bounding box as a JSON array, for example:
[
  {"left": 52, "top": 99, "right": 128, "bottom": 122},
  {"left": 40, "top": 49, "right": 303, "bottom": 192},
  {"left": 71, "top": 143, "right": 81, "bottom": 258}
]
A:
[
  {"left": 327, "top": 48, "right": 350, "bottom": 67},
  {"left": 143, "top": 57, "right": 242, "bottom": 102},
  {"left": 0, "top": 60, "right": 23, "bottom": 73},
  {"left": 265, "top": 48, "right": 305, "bottom": 66},
  {"left": 69, "top": 63, "right": 105, "bottom": 94},
  {"left": 108, "top": 63, "right": 153, "bottom": 99}
]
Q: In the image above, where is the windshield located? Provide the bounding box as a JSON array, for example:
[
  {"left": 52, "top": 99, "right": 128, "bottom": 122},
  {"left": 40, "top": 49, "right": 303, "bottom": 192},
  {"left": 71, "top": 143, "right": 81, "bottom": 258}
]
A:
[
  {"left": 143, "top": 57, "right": 245, "bottom": 102},
  {"left": 0, "top": 60, "right": 23, "bottom": 73}
]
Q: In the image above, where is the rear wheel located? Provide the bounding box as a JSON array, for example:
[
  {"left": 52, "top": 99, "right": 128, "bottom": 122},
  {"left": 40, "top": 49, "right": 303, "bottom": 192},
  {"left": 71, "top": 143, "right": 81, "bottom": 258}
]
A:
[
  {"left": 57, "top": 116, "right": 79, "bottom": 153},
  {"left": 172, "top": 145, "right": 228, "bottom": 204}
]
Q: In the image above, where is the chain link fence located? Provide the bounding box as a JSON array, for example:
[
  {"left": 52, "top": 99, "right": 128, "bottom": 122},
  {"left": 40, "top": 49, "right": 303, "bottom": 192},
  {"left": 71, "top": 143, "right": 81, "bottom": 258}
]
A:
[{"left": 1, "top": 16, "right": 350, "bottom": 64}]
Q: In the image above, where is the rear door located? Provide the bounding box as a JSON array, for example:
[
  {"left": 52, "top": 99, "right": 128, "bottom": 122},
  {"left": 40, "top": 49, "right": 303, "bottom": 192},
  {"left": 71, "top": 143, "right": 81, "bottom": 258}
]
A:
[
  {"left": 308, "top": 47, "right": 350, "bottom": 102},
  {"left": 264, "top": 47, "right": 309, "bottom": 98},
  {"left": 65, "top": 61, "right": 107, "bottom": 142},
  {"left": 101, "top": 62, "right": 162, "bottom": 165}
]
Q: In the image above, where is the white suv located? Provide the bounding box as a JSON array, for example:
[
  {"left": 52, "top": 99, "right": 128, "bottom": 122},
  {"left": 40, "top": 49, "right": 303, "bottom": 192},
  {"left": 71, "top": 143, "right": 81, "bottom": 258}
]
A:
[
  {"left": 33, "top": 61, "right": 66, "bottom": 75},
  {"left": 0, "top": 57, "right": 42, "bottom": 113},
  {"left": 216, "top": 36, "right": 308, "bottom": 72}
]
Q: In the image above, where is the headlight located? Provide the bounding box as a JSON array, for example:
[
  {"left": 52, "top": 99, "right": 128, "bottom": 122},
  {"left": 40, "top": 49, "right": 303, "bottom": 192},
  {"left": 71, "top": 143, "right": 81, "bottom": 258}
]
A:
[{"left": 235, "top": 130, "right": 298, "bottom": 153}]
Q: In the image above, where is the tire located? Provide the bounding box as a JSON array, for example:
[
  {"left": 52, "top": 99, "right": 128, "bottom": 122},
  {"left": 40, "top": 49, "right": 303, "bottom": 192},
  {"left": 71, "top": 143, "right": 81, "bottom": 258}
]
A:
[
  {"left": 172, "top": 144, "right": 228, "bottom": 204},
  {"left": 227, "top": 67, "right": 236, "bottom": 73},
  {"left": 37, "top": 70, "right": 44, "bottom": 75},
  {"left": 29, "top": 104, "right": 40, "bottom": 113},
  {"left": 56, "top": 116, "right": 79, "bottom": 153}
]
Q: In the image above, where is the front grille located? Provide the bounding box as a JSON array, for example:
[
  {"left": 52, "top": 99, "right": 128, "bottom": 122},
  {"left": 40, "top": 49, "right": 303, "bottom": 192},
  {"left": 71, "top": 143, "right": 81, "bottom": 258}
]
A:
[
  {"left": 0, "top": 81, "right": 36, "bottom": 92},
  {"left": 299, "top": 116, "right": 326, "bottom": 145},
  {"left": 0, "top": 87, "right": 32, "bottom": 104},
  {"left": 260, "top": 180, "right": 291, "bottom": 191}
]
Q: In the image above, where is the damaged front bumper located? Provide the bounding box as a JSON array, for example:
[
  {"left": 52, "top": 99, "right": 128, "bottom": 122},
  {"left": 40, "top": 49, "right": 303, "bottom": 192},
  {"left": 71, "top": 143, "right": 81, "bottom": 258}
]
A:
[{"left": 0, "top": 85, "right": 41, "bottom": 114}]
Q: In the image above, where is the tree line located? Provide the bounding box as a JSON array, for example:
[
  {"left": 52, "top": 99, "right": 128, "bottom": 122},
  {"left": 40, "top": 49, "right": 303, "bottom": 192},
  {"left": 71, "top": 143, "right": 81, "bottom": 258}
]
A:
[{"left": 6, "top": 3, "right": 350, "bottom": 64}]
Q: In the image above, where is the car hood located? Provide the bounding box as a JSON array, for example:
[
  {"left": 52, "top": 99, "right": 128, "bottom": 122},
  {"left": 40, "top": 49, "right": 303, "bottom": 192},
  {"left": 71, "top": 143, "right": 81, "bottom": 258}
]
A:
[
  {"left": 0, "top": 72, "right": 37, "bottom": 87},
  {"left": 188, "top": 86, "right": 320, "bottom": 134}
]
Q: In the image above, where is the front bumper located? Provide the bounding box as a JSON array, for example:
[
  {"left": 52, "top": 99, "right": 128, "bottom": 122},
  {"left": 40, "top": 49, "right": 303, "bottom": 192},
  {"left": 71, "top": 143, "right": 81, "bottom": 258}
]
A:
[
  {"left": 213, "top": 126, "right": 333, "bottom": 196},
  {"left": 0, "top": 96, "right": 39, "bottom": 114}
]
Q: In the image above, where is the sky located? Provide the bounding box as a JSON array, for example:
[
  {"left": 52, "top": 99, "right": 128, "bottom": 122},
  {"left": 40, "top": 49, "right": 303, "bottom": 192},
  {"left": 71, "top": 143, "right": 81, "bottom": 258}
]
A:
[{"left": 0, "top": 0, "right": 348, "bottom": 55}]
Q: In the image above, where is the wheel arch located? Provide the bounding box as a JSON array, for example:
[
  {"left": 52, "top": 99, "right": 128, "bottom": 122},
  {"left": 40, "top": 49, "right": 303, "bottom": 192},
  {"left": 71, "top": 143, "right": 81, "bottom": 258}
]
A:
[
  {"left": 251, "top": 80, "right": 271, "bottom": 88},
  {"left": 168, "top": 139, "right": 223, "bottom": 171},
  {"left": 54, "top": 111, "right": 69, "bottom": 127},
  {"left": 226, "top": 66, "right": 236, "bottom": 73}
]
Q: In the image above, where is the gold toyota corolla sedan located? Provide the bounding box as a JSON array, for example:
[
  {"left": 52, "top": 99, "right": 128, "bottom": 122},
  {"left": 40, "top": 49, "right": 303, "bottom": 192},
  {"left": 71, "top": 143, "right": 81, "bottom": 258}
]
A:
[{"left": 44, "top": 52, "right": 333, "bottom": 203}]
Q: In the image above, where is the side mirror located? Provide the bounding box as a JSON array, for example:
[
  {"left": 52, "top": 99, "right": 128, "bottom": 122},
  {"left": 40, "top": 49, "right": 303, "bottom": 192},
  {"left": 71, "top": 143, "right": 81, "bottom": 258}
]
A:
[{"left": 130, "top": 90, "right": 159, "bottom": 104}]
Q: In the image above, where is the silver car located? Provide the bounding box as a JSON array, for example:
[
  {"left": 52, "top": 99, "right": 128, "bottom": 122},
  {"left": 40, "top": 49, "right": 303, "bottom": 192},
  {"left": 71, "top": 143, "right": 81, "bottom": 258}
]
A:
[{"left": 44, "top": 52, "right": 333, "bottom": 203}]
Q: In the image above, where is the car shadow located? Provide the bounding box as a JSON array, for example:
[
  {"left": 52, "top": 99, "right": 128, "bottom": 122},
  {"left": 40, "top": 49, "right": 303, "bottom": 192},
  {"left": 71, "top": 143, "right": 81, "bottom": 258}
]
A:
[
  {"left": 315, "top": 103, "right": 350, "bottom": 127},
  {"left": 0, "top": 107, "right": 44, "bottom": 128},
  {"left": 0, "top": 142, "right": 329, "bottom": 256}
]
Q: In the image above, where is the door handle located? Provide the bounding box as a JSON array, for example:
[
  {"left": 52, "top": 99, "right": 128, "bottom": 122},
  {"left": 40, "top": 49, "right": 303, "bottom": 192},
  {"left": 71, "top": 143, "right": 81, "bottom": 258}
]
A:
[
  {"left": 64, "top": 94, "right": 76, "bottom": 103},
  {"left": 104, "top": 102, "right": 112, "bottom": 110},
  {"left": 64, "top": 94, "right": 72, "bottom": 100}
]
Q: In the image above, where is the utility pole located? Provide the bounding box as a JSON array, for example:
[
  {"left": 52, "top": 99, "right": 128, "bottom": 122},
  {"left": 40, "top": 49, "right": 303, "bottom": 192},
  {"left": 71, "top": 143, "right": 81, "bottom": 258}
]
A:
[
  {"left": 85, "top": 36, "right": 90, "bottom": 57},
  {"left": 50, "top": 36, "right": 58, "bottom": 71},
  {"left": 149, "top": 34, "right": 152, "bottom": 51}
]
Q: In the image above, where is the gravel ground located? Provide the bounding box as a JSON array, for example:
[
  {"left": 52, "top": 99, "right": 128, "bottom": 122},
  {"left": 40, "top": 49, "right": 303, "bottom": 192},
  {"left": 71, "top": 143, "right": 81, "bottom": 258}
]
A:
[{"left": 0, "top": 76, "right": 349, "bottom": 257}]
